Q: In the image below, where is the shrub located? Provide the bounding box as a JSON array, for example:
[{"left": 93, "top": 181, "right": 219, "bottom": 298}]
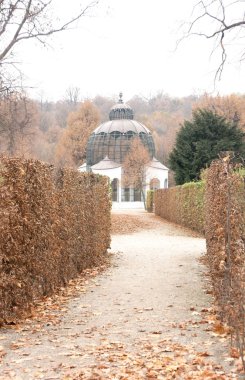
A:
[{"left": 146, "top": 190, "right": 154, "bottom": 212}]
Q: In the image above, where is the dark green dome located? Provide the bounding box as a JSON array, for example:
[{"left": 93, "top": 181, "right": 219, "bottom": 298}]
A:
[{"left": 86, "top": 93, "right": 155, "bottom": 166}]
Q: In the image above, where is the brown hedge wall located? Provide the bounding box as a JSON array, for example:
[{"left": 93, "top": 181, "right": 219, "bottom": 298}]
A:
[
  {"left": 0, "top": 157, "right": 111, "bottom": 325},
  {"left": 205, "top": 159, "right": 245, "bottom": 359},
  {"left": 154, "top": 181, "right": 205, "bottom": 234},
  {"left": 155, "top": 159, "right": 245, "bottom": 362}
]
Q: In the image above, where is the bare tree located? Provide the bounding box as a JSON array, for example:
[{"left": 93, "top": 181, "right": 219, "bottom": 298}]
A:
[
  {"left": 179, "top": 0, "right": 245, "bottom": 80},
  {"left": 65, "top": 86, "right": 80, "bottom": 106},
  {"left": 0, "top": 92, "right": 38, "bottom": 156},
  {"left": 0, "top": 1, "right": 99, "bottom": 63},
  {"left": 0, "top": 0, "right": 99, "bottom": 94}
]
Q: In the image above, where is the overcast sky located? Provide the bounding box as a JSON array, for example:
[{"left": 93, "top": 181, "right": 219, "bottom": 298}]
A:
[{"left": 17, "top": 0, "right": 245, "bottom": 101}]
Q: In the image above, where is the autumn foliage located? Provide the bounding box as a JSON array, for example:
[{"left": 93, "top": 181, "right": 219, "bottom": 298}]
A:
[
  {"left": 123, "top": 138, "right": 151, "bottom": 207},
  {"left": 194, "top": 93, "right": 245, "bottom": 131},
  {"left": 0, "top": 157, "right": 111, "bottom": 325},
  {"left": 55, "top": 101, "right": 100, "bottom": 168}
]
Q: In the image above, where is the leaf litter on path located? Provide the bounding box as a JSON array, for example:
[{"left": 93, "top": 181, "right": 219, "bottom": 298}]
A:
[
  {"left": 0, "top": 212, "right": 242, "bottom": 379},
  {"left": 75, "top": 338, "right": 237, "bottom": 380}
]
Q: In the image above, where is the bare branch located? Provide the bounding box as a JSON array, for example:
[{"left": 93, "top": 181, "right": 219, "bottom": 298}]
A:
[
  {"left": 0, "top": 0, "right": 100, "bottom": 93},
  {"left": 0, "top": 1, "right": 99, "bottom": 63},
  {"left": 177, "top": 0, "right": 245, "bottom": 81},
  {"left": 0, "top": 0, "right": 20, "bottom": 38},
  {"left": 0, "top": 0, "right": 33, "bottom": 62}
]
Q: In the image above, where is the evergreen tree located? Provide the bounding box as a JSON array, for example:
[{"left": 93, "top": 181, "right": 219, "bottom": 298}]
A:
[{"left": 169, "top": 109, "right": 245, "bottom": 185}]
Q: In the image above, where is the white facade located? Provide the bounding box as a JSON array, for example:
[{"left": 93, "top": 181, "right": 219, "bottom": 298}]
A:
[
  {"left": 78, "top": 156, "right": 168, "bottom": 209},
  {"left": 145, "top": 157, "right": 168, "bottom": 191}
]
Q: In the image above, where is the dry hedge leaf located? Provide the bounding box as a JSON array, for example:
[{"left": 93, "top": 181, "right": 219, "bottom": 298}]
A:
[{"left": 0, "top": 156, "right": 111, "bottom": 325}]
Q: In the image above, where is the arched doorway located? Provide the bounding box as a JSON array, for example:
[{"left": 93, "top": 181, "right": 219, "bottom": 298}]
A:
[
  {"left": 111, "top": 178, "right": 119, "bottom": 202},
  {"left": 150, "top": 178, "right": 160, "bottom": 190}
]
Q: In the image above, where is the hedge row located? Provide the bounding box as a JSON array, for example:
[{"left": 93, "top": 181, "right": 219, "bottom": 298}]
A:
[
  {"left": 0, "top": 157, "right": 111, "bottom": 325},
  {"left": 155, "top": 159, "right": 245, "bottom": 361},
  {"left": 154, "top": 181, "right": 205, "bottom": 234},
  {"left": 146, "top": 190, "right": 154, "bottom": 212},
  {"left": 205, "top": 159, "right": 245, "bottom": 356}
]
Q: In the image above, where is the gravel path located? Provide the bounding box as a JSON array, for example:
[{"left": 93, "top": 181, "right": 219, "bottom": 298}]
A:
[{"left": 0, "top": 210, "right": 239, "bottom": 379}]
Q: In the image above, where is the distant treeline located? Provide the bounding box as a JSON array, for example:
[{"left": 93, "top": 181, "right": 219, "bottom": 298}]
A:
[{"left": 0, "top": 91, "right": 244, "bottom": 181}]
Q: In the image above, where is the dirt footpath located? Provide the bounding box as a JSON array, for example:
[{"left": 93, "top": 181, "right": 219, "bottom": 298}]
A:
[{"left": 0, "top": 210, "right": 239, "bottom": 379}]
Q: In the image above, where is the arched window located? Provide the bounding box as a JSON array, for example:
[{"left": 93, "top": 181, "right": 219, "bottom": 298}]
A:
[
  {"left": 164, "top": 178, "right": 168, "bottom": 189},
  {"left": 150, "top": 178, "right": 160, "bottom": 190}
]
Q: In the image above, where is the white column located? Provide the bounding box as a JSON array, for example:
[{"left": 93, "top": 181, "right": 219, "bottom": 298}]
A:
[
  {"left": 118, "top": 179, "right": 122, "bottom": 202},
  {"left": 130, "top": 186, "right": 134, "bottom": 202}
]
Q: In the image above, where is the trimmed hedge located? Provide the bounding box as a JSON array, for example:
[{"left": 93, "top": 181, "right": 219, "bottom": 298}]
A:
[
  {"left": 146, "top": 190, "right": 154, "bottom": 212},
  {"left": 155, "top": 181, "right": 205, "bottom": 234},
  {"left": 155, "top": 159, "right": 245, "bottom": 363},
  {"left": 205, "top": 159, "right": 245, "bottom": 354},
  {"left": 0, "top": 157, "right": 111, "bottom": 324}
]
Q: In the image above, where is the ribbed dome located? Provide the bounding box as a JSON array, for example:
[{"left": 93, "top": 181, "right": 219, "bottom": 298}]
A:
[
  {"left": 93, "top": 119, "right": 151, "bottom": 135},
  {"left": 86, "top": 93, "right": 155, "bottom": 166}
]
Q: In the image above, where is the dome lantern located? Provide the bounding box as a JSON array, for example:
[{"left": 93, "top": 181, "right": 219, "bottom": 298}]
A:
[
  {"left": 118, "top": 92, "right": 123, "bottom": 103},
  {"left": 109, "top": 92, "right": 134, "bottom": 120}
]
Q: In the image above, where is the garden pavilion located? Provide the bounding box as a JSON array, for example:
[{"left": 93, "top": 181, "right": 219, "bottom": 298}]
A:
[{"left": 79, "top": 93, "right": 168, "bottom": 208}]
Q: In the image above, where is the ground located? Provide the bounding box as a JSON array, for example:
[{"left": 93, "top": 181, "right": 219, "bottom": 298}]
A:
[{"left": 0, "top": 210, "right": 241, "bottom": 379}]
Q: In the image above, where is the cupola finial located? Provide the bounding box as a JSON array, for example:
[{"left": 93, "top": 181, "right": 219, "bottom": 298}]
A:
[{"left": 119, "top": 92, "right": 123, "bottom": 103}]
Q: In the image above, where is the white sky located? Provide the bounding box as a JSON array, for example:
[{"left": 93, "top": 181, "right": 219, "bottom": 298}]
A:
[{"left": 16, "top": 0, "right": 245, "bottom": 101}]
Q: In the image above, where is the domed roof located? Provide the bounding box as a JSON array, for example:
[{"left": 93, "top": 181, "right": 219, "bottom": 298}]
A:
[
  {"left": 93, "top": 119, "right": 151, "bottom": 135},
  {"left": 86, "top": 93, "right": 155, "bottom": 166}
]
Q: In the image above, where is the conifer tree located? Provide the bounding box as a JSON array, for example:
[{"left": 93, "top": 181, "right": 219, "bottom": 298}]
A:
[{"left": 169, "top": 109, "right": 245, "bottom": 185}]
